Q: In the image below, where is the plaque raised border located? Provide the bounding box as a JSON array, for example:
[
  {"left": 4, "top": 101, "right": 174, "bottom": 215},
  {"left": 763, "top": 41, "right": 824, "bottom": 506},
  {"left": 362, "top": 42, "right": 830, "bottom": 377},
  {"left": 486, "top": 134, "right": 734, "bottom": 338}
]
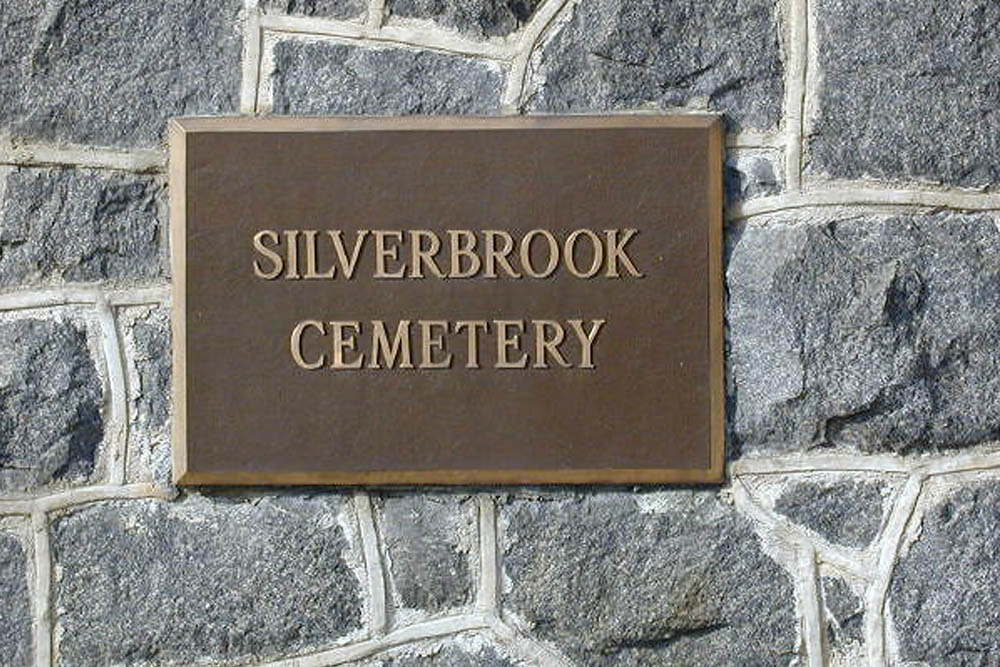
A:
[{"left": 169, "top": 115, "right": 724, "bottom": 485}]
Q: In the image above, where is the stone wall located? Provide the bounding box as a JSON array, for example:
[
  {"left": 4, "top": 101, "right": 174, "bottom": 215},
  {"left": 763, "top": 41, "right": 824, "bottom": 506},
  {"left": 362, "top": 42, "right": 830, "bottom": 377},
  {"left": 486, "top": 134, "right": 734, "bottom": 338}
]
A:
[{"left": 1, "top": 0, "right": 998, "bottom": 665}]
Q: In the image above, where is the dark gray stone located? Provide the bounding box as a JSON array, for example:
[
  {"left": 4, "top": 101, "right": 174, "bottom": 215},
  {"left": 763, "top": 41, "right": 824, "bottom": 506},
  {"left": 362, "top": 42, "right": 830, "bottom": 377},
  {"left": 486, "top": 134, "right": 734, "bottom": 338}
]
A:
[
  {"left": 0, "top": 318, "right": 103, "bottom": 493},
  {"left": 728, "top": 212, "right": 1000, "bottom": 455},
  {"left": 774, "top": 480, "right": 885, "bottom": 548},
  {"left": 272, "top": 41, "right": 503, "bottom": 115},
  {"left": 0, "top": 529, "right": 31, "bottom": 667},
  {"left": 821, "top": 577, "right": 863, "bottom": 650},
  {"left": 1, "top": 0, "right": 241, "bottom": 148},
  {"left": 725, "top": 152, "right": 781, "bottom": 207},
  {"left": 524, "top": 0, "right": 783, "bottom": 130},
  {"left": 260, "top": 0, "right": 366, "bottom": 20},
  {"left": 130, "top": 309, "right": 171, "bottom": 431},
  {"left": 0, "top": 168, "right": 163, "bottom": 287},
  {"left": 367, "top": 642, "right": 522, "bottom": 667},
  {"left": 890, "top": 483, "right": 1000, "bottom": 664},
  {"left": 387, "top": 0, "right": 541, "bottom": 38},
  {"left": 809, "top": 0, "right": 1000, "bottom": 188},
  {"left": 378, "top": 494, "right": 475, "bottom": 612},
  {"left": 52, "top": 494, "right": 362, "bottom": 666},
  {"left": 502, "top": 492, "right": 798, "bottom": 666}
]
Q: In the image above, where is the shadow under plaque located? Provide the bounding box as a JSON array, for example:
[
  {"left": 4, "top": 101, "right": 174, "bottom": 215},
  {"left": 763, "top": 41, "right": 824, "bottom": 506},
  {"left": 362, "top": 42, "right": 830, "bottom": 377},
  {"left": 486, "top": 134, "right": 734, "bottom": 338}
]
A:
[{"left": 169, "top": 115, "right": 724, "bottom": 485}]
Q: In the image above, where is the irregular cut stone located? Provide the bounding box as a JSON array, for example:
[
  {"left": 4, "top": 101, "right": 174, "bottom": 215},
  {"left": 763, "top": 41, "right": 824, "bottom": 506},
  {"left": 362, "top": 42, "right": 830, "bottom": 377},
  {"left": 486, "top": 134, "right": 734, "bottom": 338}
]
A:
[
  {"left": 502, "top": 492, "right": 798, "bottom": 666},
  {"left": 1, "top": 0, "right": 241, "bottom": 148},
  {"left": 728, "top": 212, "right": 1000, "bottom": 455},
  {"left": 0, "top": 168, "right": 163, "bottom": 287},
  {"left": 387, "top": 0, "right": 541, "bottom": 38},
  {"left": 52, "top": 494, "right": 362, "bottom": 666},
  {"left": 809, "top": 0, "right": 1000, "bottom": 188},
  {"left": 890, "top": 483, "right": 1000, "bottom": 663},
  {"left": 361, "top": 640, "right": 525, "bottom": 666},
  {"left": 0, "top": 317, "right": 103, "bottom": 493},
  {"left": 524, "top": 0, "right": 783, "bottom": 130},
  {"left": 725, "top": 151, "right": 782, "bottom": 207},
  {"left": 260, "top": 0, "right": 365, "bottom": 20},
  {"left": 378, "top": 494, "right": 475, "bottom": 612},
  {"left": 0, "top": 529, "right": 31, "bottom": 667},
  {"left": 130, "top": 309, "right": 172, "bottom": 432},
  {"left": 272, "top": 41, "right": 503, "bottom": 115},
  {"left": 774, "top": 480, "right": 885, "bottom": 548},
  {"left": 822, "top": 577, "right": 863, "bottom": 650}
]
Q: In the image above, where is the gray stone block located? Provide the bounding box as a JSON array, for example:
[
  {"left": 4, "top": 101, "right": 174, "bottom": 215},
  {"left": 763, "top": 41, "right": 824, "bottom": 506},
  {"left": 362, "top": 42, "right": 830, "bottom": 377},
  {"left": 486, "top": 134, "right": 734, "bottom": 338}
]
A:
[
  {"left": 260, "top": 0, "right": 366, "bottom": 20},
  {"left": 502, "top": 492, "right": 798, "bottom": 666},
  {"left": 0, "top": 0, "right": 241, "bottom": 148},
  {"left": 362, "top": 641, "right": 524, "bottom": 666},
  {"left": 725, "top": 150, "right": 782, "bottom": 207},
  {"left": 728, "top": 212, "right": 1000, "bottom": 455},
  {"left": 52, "top": 494, "right": 362, "bottom": 666},
  {"left": 0, "top": 317, "right": 104, "bottom": 494},
  {"left": 808, "top": 0, "right": 1000, "bottom": 188},
  {"left": 386, "top": 0, "right": 541, "bottom": 38},
  {"left": 272, "top": 41, "right": 503, "bottom": 115},
  {"left": 523, "top": 0, "right": 783, "bottom": 130},
  {"left": 0, "top": 168, "right": 163, "bottom": 287},
  {"left": 378, "top": 494, "right": 475, "bottom": 613},
  {"left": 890, "top": 483, "right": 1000, "bottom": 664},
  {"left": 130, "top": 309, "right": 172, "bottom": 432},
  {"left": 774, "top": 480, "right": 886, "bottom": 548},
  {"left": 821, "top": 577, "right": 863, "bottom": 651},
  {"left": 0, "top": 529, "right": 31, "bottom": 667}
]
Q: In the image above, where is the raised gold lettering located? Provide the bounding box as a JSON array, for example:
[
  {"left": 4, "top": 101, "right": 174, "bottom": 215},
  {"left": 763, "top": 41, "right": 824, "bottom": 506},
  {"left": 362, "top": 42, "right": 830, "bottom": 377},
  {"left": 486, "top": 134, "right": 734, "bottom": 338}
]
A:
[
  {"left": 567, "top": 319, "right": 605, "bottom": 369},
  {"left": 369, "top": 320, "right": 413, "bottom": 369},
  {"left": 419, "top": 320, "right": 452, "bottom": 369},
  {"left": 495, "top": 320, "right": 528, "bottom": 368},
  {"left": 604, "top": 229, "right": 643, "bottom": 278},
  {"left": 520, "top": 229, "right": 559, "bottom": 279},
  {"left": 252, "top": 230, "right": 283, "bottom": 279},
  {"left": 409, "top": 230, "right": 445, "bottom": 279},
  {"left": 484, "top": 230, "right": 521, "bottom": 279},
  {"left": 373, "top": 231, "right": 405, "bottom": 279},
  {"left": 454, "top": 320, "right": 488, "bottom": 368},
  {"left": 290, "top": 320, "right": 325, "bottom": 369},
  {"left": 329, "top": 321, "right": 364, "bottom": 369},
  {"left": 327, "top": 230, "right": 368, "bottom": 279},
  {"left": 564, "top": 229, "right": 604, "bottom": 279},
  {"left": 533, "top": 320, "right": 570, "bottom": 368}
]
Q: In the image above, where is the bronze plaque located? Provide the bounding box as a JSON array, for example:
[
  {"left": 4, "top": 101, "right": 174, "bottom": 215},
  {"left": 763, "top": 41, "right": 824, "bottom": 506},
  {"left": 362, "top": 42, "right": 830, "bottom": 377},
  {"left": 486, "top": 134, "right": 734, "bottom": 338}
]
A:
[{"left": 169, "top": 115, "right": 724, "bottom": 485}]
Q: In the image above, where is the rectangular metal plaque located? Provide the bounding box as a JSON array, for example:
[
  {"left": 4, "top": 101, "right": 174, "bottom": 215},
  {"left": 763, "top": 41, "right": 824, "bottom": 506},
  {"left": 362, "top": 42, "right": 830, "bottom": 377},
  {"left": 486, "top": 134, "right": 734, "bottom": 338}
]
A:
[{"left": 169, "top": 115, "right": 724, "bottom": 485}]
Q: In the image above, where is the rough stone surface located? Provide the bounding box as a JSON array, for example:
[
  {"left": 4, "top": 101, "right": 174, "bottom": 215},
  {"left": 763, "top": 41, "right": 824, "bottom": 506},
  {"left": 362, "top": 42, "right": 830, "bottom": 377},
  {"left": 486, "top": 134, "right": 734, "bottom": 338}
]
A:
[
  {"left": 0, "top": 529, "right": 31, "bottom": 667},
  {"left": 890, "top": 483, "right": 1000, "bottom": 664},
  {"left": 260, "top": 0, "right": 365, "bottom": 20},
  {"left": 524, "top": 0, "right": 783, "bottom": 130},
  {"left": 822, "top": 577, "right": 863, "bottom": 651},
  {"left": 0, "top": 317, "right": 103, "bottom": 494},
  {"left": 124, "top": 308, "right": 172, "bottom": 487},
  {"left": 272, "top": 41, "right": 503, "bottom": 115},
  {"left": 52, "top": 494, "right": 362, "bottom": 666},
  {"left": 0, "top": 168, "right": 163, "bottom": 287},
  {"left": 0, "top": 0, "right": 241, "bottom": 148},
  {"left": 725, "top": 151, "right": 781, "bottom": 206},
  {"left": 387, "top": 0, "right": 541, "bottom": 38},
  {"left": 728, "top": 212, "right": 1000, "bottom": 455},
  {"left": 379, "top": 494, "right": 475, "bottom": 612},
  {"left": 361, "top": 640, "right": 524, "bottom": 666},
  {"left": 774, "top": 480, "right": 885, "bottom": 548},
  {"left": 809, "top": 0, "right": 1000, "bottom": 188},
  {"left": 503, "top": 492, "right": 798, "bottom": 666}
]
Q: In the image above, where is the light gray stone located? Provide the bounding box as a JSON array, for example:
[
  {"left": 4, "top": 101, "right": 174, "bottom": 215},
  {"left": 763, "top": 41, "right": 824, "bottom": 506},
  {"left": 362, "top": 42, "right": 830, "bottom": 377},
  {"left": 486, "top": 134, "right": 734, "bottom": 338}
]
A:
[
  {"left": 809, "top": 0, "right": 1000, "bottom": 188},
  {"left": 0, "top": 168, "right": 163, "bottom": 287},
  {"left": 889, "top": 483, "right": 1000, "bottom": 664},
  {"left": 502, "top": 492, "right": 798, "bottom": 666},
  {"left": 52, "top": 494, "right": 362, "bottom": 666},
  {"left": 0, "top": 317, "right": 103, "bottom": 494},
  {"left": 524, "top": 0, "right": 783, "bottom": 130},
  {"left": 725, "top": 151, "right": 781, "bottom": 207},
  {"left": 1, "top": 0, "right": 241, "bottom": 148},
  {"left": 364, "top": 641, "right": 524, "bottom": 667},
  {"left": 272, "top": 41, "right": 503, "bottom": 115},
  {"left": 821, "top": 577, "right": 863, "bottom": 651},
  {"left": 378, "top": 494, "right": 475, "bottom": 612},
  {"left": 387, "top": 0, "right": 541, "bottom": 38},
  {"left": 728, "top": 212, "right": 1000, "bottom": 455},
  {"left": 0, "top": 529, "right": 31, "bottom": 667},
  {"left": 260, "top": 0, "right": 365, "bottom": 20},
  {"left": 130, "top": 309, "right": 171, "bottom": 432},
  {"left": 774, "top": 480, "right": 885, "bottom": 548}
]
